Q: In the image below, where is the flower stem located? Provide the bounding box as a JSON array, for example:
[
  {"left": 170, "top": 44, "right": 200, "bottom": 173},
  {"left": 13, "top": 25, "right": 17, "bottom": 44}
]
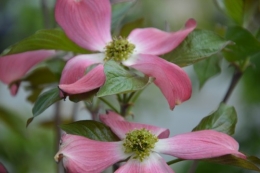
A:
[
  {"left": 167, "top": 158, "right": 183, "bottom": 165},
  {"left": 125, "top": 92, "right": 136, "bottom": 103},
  {"left": 222, "top": 69, "right": 243, "bottom": 103},
  {"left": 54, "top": 102, "right": 64, "bottom": 173},
  {"left": 99, "top": 97, "right": 119, "bottom": 113}
]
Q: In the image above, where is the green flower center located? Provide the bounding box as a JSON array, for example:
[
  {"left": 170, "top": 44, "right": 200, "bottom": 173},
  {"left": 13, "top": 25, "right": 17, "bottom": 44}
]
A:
[
  {"left": 123, "top": 128, "right": 158, "bottom": 162},
  {"left": 104, "top": 37, "right": 135, "bottom": 62}
]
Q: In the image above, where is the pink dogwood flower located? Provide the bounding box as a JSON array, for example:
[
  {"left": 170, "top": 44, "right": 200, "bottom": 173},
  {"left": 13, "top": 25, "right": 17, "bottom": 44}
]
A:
[
  {"left": 54, "top": 111, "right": 245, "bottom": 173},
  {"left": 55, "top": 0, "right": 197, "bottom": 109},
  {"left": 0, "top": 50, "right": 55, "bottom": 95}
]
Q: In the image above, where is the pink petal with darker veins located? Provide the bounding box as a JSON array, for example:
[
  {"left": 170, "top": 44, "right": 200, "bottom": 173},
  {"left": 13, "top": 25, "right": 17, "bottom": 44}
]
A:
[
  {"left": 154, "top": 130, "right": 246, "bottom": 160},
  {"left": 55, "top": 134, "right": 128, "bottom": 173},
  {"left": 128, "top": 19, "right": 196, "bottom": 55},
  {"left": 100, "top": 111, "right": 170, "bottom": 139},
  {"left": 59, "top": 64, "right": 106, "bottom": 95},
  {"left": 60, "top": 53, "right": 104, "bottom": 85},
  {"left": 55, "top": 0, "right": 112, "bottom": 51},
  {"left": 115, "top": 153, "right": 174, "bottom": 173},
  {"left": 0, "top": 50, "right": 55, "bottom": 95},
  {"left": 123, "top": 54, "right": 191, "bottom": 109}
]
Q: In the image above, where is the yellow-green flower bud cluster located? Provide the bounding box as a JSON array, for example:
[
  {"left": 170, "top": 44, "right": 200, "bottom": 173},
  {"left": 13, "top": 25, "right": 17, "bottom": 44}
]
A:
[
  {"left": 104, "top": 37, "right": 135, "bottom": 62},
  {"left": 123, "top": 128, "right": 158, "bottom": 162}
]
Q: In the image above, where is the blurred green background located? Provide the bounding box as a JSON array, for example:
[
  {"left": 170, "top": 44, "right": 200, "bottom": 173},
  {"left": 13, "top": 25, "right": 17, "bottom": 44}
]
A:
[{"left": 0, "top": 0, "right": 259, "bottom": 173}]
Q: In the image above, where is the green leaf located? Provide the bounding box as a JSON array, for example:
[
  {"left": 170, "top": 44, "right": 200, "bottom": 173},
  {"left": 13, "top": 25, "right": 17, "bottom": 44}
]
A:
[
  {"left": 215, "top": 0, "right": 244, "bottom": 25},
  {"left": 193, "top": 55, "right": 221, "bottom": 88},
  {"left": 223, "top": 26, "right": 260, "bottom": 62},
  {"left": 97, "top": 61, "right": 151, "bottom": 97},
  {"left": 1, "top": 29, "right": 89, "bottom": 55},
  {"left": 32, "top": 88, "right": 62, "bottom": 117},
  {"left": 248, "top": 156, "right": 260, "bottom": 166},
  {"left": 60, "top": 120, "right": 119, "bottom": 141},
  {"left": 204, "top": 154, "right": 260, "bottom": 172},
  {"left": 111, "top": 1, "right": 136, "bottom": 32},
  {"left": 26, "top": 117, "right": 34, "bottom": 128},
  {"left": 192, "top": 103, "right": 237, "bottom": 135},
  {"left": 241, "top": 52, "right": 260, "bottom": 102},
  {"left": 164, "top": 29, "right": 231, "bottom": 67}
]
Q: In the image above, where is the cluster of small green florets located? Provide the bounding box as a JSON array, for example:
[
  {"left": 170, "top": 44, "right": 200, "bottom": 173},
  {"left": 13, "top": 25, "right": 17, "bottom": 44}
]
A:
[
  {"left": 123, "top": 128, "right": 158, "bottom": 162},
  {"left": 104, "top": 37, "right": 135, "bottom": 62}
]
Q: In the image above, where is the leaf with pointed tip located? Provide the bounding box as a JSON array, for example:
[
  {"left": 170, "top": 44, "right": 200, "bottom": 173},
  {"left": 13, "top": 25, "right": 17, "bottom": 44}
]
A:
[
  {"left": 26, "top": 117, "right": 34, "bottom": 128},
  {"left": 204, "top": 154, "right": 260, "bottom": 172},
  {"left": 192, "top": 103, "right": 237, "bottom": 135},
  {"left": 97, "top": 61, "right": 150, "bottom": 97},
  {"left": 32, "top": 88, "right": 62, "bottom": 117},
  {"left": 248, "top": 156, "right": 260, "bottom": 167},
  {"left": 164, "top": 29, "right": 231, "bottom": 67},
  {"left": 1, "top": 29, "right": 89, "bottom": 55},
  {"left": 194, "top": 55, "right": 221, "bottom": 89},
  {"left": 222, "top": 26, "right": 260, "bottom": 62},
  {"left": 60, "top": 120, "right": 119, "bottom": 142}
]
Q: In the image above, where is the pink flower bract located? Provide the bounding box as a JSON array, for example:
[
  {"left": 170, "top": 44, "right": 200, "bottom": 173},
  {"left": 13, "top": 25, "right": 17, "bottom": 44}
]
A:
[
  {"left": 0, "top": 50, "right": 55, "bottom": 95},
  {"left": 55, "top": 0, "right": 197, "bottom": 109}
]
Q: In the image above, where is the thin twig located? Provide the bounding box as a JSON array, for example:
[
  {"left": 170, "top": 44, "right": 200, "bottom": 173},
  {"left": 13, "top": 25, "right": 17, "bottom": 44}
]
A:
[
  {"left": 125, "top": 92, "right": 135, "bottom": 103},
  {"left": 54, "top": 102, "right": 64, "bottom": 173},
  {"left": 71, "top": 102, "right": 79, "bottom": 121},
  {"left": 167, "top": 158, "right": 183, "bottom": 165},
  {"left": 99, "top": 97, "right": 119, "bottom": 113},
  {"left": 222, "top": 70, "right": 243, "bottom": 103}
]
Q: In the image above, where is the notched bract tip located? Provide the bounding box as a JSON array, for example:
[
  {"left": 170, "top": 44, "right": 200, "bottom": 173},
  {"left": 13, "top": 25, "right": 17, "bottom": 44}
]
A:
[{"left": 54, "top": 153, "right": 64, "bottom": 163}]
